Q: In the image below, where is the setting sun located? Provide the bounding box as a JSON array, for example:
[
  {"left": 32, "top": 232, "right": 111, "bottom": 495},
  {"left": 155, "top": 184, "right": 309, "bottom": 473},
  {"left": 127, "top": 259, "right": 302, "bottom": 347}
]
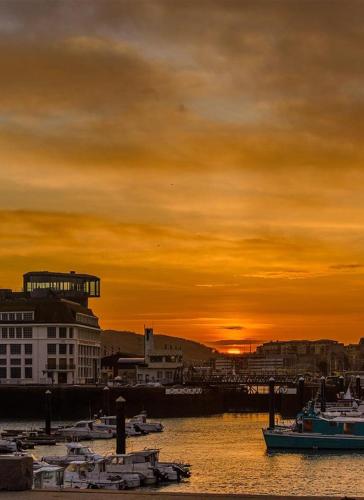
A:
[{"left": 226, "top": 348, "right": 242, "bottom": 355}]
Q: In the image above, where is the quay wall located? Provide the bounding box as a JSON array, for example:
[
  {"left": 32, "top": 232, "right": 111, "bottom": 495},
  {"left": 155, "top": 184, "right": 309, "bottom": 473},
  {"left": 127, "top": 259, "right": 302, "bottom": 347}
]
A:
[
  {"left": 0, "top": 385, "right": 284, "bottom": 420},
  {"left": 0, "top": 382, "right": 327, "bottom": 420}
]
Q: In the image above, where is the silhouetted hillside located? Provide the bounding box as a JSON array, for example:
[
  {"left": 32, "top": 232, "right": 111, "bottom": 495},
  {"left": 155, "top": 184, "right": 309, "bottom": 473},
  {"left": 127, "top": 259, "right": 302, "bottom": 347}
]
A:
[{"left": 101, "top": 330, "right": 217, "bottom": 364}]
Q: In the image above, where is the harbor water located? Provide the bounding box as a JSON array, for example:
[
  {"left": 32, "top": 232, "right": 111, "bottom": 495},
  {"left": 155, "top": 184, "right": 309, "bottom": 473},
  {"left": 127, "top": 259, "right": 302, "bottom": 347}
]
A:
[{"left": 1, "top": 413, "right": 364, "bottom": 496}]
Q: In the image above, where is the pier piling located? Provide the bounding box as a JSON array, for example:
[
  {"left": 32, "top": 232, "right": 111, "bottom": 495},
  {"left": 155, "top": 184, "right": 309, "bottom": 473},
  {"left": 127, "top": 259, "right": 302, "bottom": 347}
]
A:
[
  {"left": 116, "top": 395, "right": 126, "bottom": 454},
  {"left": 103, "top": 386, "right": 110, "bottom": 416},
  {"left": 268, "top": 377, "right": 275, "bottom": 429},
  {"left": 45, "top": 390, "right": 52, "bottom": 435},
  {"left": 338, "top": 375, "right": 344, "bottom": 394},
  {"left": 356, "top": 375, "right": 361, "bottom": 399},
  {"left": 297, "top": 376, "right": 305, "bottom": 411},
  {"left": 320, "top": 377, "right": 326, "bottom": 412}
]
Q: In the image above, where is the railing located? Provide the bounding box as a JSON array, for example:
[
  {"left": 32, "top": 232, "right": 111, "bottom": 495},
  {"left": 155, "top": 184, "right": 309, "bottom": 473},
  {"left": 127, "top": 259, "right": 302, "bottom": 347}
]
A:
[{"left": 184, "top": 374, "right": 317, "bottom": 386}]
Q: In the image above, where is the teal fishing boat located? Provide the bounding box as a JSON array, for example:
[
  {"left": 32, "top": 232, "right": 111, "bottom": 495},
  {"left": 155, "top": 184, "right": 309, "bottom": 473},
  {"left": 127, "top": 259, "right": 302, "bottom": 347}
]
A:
[{"left": 263, "top": 401, "right": 364, "bottom": 450}]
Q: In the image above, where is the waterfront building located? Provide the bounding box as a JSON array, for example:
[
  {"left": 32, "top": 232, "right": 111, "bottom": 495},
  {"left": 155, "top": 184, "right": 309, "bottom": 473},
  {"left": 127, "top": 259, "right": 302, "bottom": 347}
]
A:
[
  {"left": 254, "top": 339, "right": 348, "bottom": 375},
  {"left": 0, "top": 271, "right": 101, "bottom": 385},
  {"left": 136, "top": 327, "right": 183, "bottom": 384},
  {"left": 101, "top": 327, "right": 184, "bottom": 385}
]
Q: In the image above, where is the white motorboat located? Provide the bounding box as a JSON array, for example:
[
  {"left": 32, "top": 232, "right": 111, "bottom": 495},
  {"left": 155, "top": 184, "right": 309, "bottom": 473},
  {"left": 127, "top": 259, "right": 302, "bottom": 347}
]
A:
[
  {"left": 0, "top": 439, "right": 17, "bottom": 453},
  {"left": 58, "top": 420, "right": 114, "bottom": 440},
  {"left": 64, "top": 461, "right": 126, "bottom": 490},
  {"left": 105, "top": 449, "right": 190, "bottom": 483},
  {"left": 33, "top": 466, "right": 64, "bottom": 489},
  {"left": 129, "top": 412, "right": 163, "bottom": 433},
  {"left": 98, "top": 416, "right": 143, "bottom": 437},
  {"left": 105, "top": 453, "right": 157, "bottom": 485},
  {"left": 42, "top": 442, "right": 103, "bottom": 466}
]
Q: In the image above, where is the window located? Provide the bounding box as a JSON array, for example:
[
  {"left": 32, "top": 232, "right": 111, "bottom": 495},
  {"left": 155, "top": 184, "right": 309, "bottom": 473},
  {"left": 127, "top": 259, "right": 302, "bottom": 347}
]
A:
[
  {"left": 10, "top": 358, "right": 21, "bottom": 365},
  {"left": 25, "top": 367, "right": 32, "bottom": 379},
  {"left": 10, "top": 344, "right": 21, "bottom": 355},
  {"left": 16, "top": 313, "right": 22, "bottom": 321},
  {"left": 24, "top": 344, "right": 32, "bottom": 355},
  {"left": 16, "top": 327, "right": 22, "bottom": 339},
  {"left": 59, "top": 327, "right": 67, "bottom": 338},
  {"left": 47, "top": 344, "right": 57, "bottom": 355},
  {"left": 69, "top": 327, "right": 74, "bottom": 339},
  {"left": 10, "top": 367, "right": 21, "bottom": 378},
  {"left": 59, "top": 358, "right": 67, "bottom": 369},
  {"left": 0, "top": 359, "right": 6, "bottom": 365},
  {"left": 47, "top": 327, "right": 56, "bottom": 338},
  {"left": 8, "top": 313, "right": 15, "bottom": 321},
  {"left": 69, "top": 344, "right": 74, "bottom": 355},
  {"left": 1, "top": 328, "right": 7, "bottom": 339},
  {"left": 2, "top": 313, "right": 8, "bottom": 321},
  {"left": 23, "top": 312, "right": 34, "bottom": 321},
  {"left": 0, "top": 344, "right": 6, "bottom": 355},
  {"left": 8, "top": 328, "right": 15, "bottom": 339},
  {"left": 59, "top": 344, "right": 67, "bottom": 355},
  {"left": 23, "top": 327, "right": 32, "bottom": 339},
  {"left": 47, "top": 358, "right": 56, "bottom": 369},
  {"left": 0, "top": 367, "right": 6, "bottom": 378},
  {"left": 25, "top": 358, "right": 32, "bottom": 365}
]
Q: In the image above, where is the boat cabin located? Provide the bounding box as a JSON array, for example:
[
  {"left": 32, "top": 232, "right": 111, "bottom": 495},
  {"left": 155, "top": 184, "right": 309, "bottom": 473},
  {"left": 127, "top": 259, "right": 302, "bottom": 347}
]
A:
[
  {"left": 33, "top": 466, "right": 64, "bottom": 489},
  {"left": 66, "top": 443, "right": 96, "bottom": 457},
  {"left": 298, "top": 404, "right": 364, "bottom": 436}
]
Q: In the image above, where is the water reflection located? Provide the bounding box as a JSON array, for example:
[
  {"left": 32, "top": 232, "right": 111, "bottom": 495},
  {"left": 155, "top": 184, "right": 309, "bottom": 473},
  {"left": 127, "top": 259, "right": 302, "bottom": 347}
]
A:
[{"left": 1, "top": 413, "right": 364, "bottom": 495}]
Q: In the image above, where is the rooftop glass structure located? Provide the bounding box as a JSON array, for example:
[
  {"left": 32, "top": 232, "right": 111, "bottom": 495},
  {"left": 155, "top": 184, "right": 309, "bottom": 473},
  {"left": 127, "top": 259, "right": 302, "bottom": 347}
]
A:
[{"left": 23, "top": 271, "right": 100, "bottom": 305}]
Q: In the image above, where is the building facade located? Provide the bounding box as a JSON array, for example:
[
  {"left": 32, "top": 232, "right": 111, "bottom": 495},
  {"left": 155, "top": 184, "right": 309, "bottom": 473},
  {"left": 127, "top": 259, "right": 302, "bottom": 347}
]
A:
[
  {"left": 0, "top": 271, "right": 101, "bottom": 385},
  {"left": 136, "top": 327, "right": 183, "bottom": 384}
]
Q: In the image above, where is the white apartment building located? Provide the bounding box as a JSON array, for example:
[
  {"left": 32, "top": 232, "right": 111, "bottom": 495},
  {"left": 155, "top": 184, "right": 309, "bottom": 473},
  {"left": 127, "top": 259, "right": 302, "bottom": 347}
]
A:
[
  {"left": 135, "top": 327, "right": 183, "bottom": 384},
  {"left": 0, "top": 271, "right": 102, "bottom": 385}
]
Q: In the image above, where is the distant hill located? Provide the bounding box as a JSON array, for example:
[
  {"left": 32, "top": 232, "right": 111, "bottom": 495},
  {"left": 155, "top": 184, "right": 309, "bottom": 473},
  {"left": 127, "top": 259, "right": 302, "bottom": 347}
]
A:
[{"left": 101, "top": 330, "right": 217, "bottom": 364}]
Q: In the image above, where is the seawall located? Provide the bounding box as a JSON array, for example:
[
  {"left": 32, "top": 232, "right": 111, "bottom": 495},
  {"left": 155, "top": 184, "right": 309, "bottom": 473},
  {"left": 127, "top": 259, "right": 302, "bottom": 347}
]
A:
[{"left": 0, "top": 385, "right": 281, "bottom": 420}]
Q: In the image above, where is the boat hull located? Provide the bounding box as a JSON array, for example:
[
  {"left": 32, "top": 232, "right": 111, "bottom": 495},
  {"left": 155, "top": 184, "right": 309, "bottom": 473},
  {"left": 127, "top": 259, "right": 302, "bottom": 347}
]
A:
[{"left": 263, "top": 429, "right": 364, "bottom": 450}]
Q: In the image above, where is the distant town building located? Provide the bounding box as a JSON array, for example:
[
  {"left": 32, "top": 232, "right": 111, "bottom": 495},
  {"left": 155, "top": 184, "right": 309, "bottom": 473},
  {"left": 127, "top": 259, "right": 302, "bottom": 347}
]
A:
[
  {"left": 101, "top": 327, "right": 184, "bottom": 385},
  {"left": 0, "top": 271, "right": 101, "bottom": 384}
]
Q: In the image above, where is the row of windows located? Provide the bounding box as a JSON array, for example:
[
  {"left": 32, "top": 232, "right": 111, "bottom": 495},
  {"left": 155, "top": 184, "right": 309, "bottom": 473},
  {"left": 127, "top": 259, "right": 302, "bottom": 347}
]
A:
[
  {"left": 0, "top": 367, "right": 32, "bottom": 379},
  {"left": 47, "top": 343, "right": 74, "bottom": 355},
  {"left": 0, "top": 344, "right": 32, "bottom": 355},
  {"left": 47, "top": 327, "right": 73, "bottom": 339},
  {"left": 0, "top": 358, "right": 32, "bottom": 366},
  {"left": 76, "top": 313, "right": 98, "bottom": 327},
  {"left": 47, "top": 358, "right": 74, "bottom": 369},
  {"left": 1, "top": 327, "right": 33, "bottom": 339},
  {"left": 78, "top": 344, "right": 100, "bottom": 357},
  {"left": 149, "top": 355, "right": 183, "bottom": 363},
  {"left": 0, "top": 311, "right": 34, "bottom": 322}
]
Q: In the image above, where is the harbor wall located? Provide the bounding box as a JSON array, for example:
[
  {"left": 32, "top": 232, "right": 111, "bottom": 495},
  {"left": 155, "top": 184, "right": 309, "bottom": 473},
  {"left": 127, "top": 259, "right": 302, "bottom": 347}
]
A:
[
  {"left": 0, "top": 385, "right": 223, "bottom": 419},
  {"left": 0, "top": 381, "right": 331, "bottom": 420},
  {"left": 0, "top": 385, "right": 280, "bottom": 420}
]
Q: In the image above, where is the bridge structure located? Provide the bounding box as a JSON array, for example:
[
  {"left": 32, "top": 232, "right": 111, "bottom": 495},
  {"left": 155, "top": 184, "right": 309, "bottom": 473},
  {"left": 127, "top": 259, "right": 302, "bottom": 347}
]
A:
[{"left": 184, "top": 374, "right": 318, "bottom": 393}]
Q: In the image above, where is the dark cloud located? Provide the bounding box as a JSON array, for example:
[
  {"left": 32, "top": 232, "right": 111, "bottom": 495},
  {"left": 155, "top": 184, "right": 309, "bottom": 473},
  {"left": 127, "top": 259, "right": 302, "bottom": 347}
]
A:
[
  {"left": 329, "top": 264, "right": 364, "bottom": 270},
  {"left": 219, "top": 325, "right": 245, "bottom": 330}
]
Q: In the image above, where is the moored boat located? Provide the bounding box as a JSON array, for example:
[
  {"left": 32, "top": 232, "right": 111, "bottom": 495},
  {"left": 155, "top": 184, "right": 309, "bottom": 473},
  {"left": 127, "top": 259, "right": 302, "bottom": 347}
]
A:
[
  {"left": 58, "top": 420, "right": 114, "bottom": 440},
  {"left": 42, "top": 442, "right": 103, "bottom": 466},
  {"left": 263, "top": 401, "right": 364, "bottom": 450},
  {"left": 64, "top": 460, "right": 126, "bottom": 490},
  {"left": 129, "top": 412, "right": 163, "bottom": 433}
]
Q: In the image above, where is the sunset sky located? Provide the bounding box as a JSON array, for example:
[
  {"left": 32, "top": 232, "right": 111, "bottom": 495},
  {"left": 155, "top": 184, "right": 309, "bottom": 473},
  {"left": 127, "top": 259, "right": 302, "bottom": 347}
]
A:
[{"left": 1, "top": 0, "right": 364, "bottom": 349}]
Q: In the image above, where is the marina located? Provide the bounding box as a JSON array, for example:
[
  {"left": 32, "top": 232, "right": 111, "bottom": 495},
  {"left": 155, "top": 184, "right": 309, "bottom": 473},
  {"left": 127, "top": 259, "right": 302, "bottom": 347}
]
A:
[{"left": 1, "top": 413, "right": 364, "bottom": 496}]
